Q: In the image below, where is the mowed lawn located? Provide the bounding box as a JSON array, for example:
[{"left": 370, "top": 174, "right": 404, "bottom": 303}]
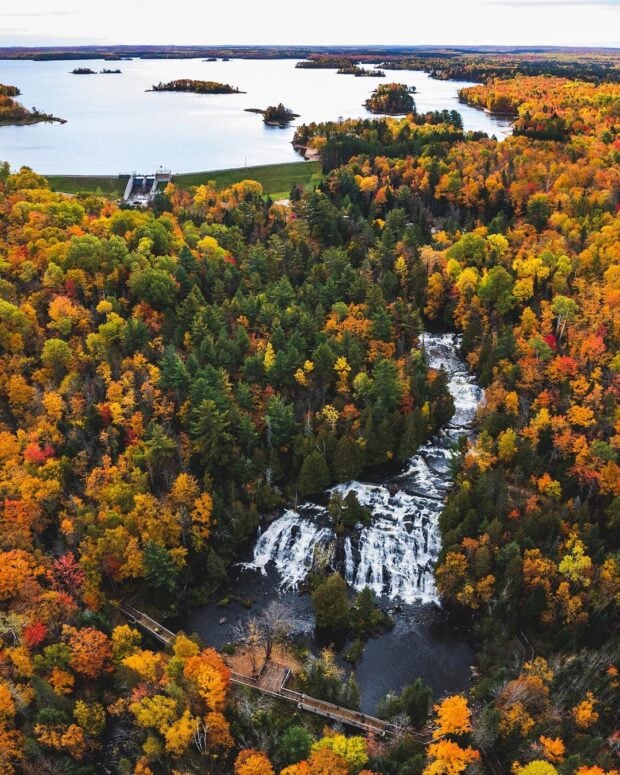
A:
[
  {"left": 47, "top": 160, "right": 322, "bottom": 200},
  {"left": 175, "top": 160, "right": 322, "bottom": 199},
  {"left": 47, "top": 175, "right": 130, "bottom": 196}
]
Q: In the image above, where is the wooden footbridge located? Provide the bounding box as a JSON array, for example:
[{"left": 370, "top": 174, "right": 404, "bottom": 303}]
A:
[
  {"left": 120, "top": 598, "right": 429, "bottom": 740},
  {"left": 230, "top": 662, "right": 407, "bottom": 738},
  {"left": 120, "top": 598, "right": 176, "bottom": 646}
]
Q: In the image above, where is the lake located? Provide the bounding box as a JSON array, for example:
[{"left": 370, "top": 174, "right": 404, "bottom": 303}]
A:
[{"left": 0, "top": 58, "right": 512, "bottom": 175}]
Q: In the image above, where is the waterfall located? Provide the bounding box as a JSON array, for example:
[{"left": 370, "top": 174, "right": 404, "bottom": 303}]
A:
[{"left": 243, "top": 333, "right": 483, "bottom": 604}]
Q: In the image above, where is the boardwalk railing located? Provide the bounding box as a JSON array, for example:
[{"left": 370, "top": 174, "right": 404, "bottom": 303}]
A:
[
  {"left": 230, "top": 668, "right": 394, "bottom": 735},
  {"left": 120, "top": 601, "right": 430, "bottom": 740}
]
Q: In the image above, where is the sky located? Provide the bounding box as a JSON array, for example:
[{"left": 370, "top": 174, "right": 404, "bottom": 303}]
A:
[{"left": 0, "top": 0, "right": 619, "bottom": 48}]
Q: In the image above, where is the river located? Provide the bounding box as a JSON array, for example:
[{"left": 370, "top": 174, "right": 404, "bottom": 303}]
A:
[
  {"left": 183, "top": 333, "right": 484, "bottom": 714},
  {"left": 0, "top": 58, "right": 512, "bottom": 175}
]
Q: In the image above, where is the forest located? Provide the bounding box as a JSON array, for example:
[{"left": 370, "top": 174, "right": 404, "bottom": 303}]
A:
[{"left": 0, "top": 71, "right": 618, "bottom": 775}]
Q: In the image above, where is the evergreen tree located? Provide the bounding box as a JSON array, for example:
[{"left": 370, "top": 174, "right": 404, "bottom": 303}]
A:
[
  {"left": 299, "top": 450, "right": 330, "bottom": 497},
  {"left": 332, "top": 435, "right": 365, "bottom": 481},
  {"left": 311, "top": 572, "right": 349, "bottom": 631}
]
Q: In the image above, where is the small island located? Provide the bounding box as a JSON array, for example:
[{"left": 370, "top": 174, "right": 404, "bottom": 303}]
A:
[
  {"left": 364, "top": 82, "right": 416, "bottom": 114},
  {"left": 0, "top": 82, "right": 65, "bottom": 126},
  {"left": 100, "top": 68, "right": 122, "bottom": 74},
  {"left": 149, "top": 79, "right": 244, "bottom": 94},
  {"left": 71, "top": 67, "right": 96, "bottom": 75},
  {"left": 245, "top": 103, "right": 299, "bottom": 126},
  {"left": 337, "top": 65, "right": 386, "bottom": 77}
]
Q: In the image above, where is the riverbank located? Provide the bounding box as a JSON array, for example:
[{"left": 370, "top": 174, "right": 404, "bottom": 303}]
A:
[
  {"left": 47, "top": 159, "right": 322, "bottom": 199},
  {"left": 181, "top": 333, "right": 482, "bottom": 713}
]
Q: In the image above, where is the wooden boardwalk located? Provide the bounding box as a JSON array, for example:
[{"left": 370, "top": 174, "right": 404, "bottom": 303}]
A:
[
  {"left": 120, "top": 599, "right": 175, "bottom": 646},
  {"left": 230, "top": 663, "right": 412, "bottom": 737},
  {"left": 120, "top": 600, "right": 430, "bottom": 740}
]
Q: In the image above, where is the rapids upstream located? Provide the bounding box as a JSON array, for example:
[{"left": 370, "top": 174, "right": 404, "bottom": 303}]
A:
[{"left": 183, "top": 332, "right": 484, "bottom": 711}]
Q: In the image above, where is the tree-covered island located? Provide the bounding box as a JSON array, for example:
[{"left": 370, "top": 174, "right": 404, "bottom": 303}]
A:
[
  {"left": 245, "top": 102, "right": 300, "bottom": 126},
  {"left": 365, "top": 82, "right": 417, "bottom": 114},
  {"left": 71, "top": 67, "right": 96, "bottom": 74},
  {"left": 149, "top": 79, "right": 244, "bottom": 94}
]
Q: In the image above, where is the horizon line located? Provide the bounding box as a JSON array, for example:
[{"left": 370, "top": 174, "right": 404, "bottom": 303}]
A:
[{"left": 1, "top": 42, "right": 620, "bottom": 51}]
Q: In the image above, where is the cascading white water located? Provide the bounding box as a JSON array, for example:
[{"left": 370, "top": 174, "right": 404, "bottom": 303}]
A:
[
  {"left": 243, "top": 333, "right": 483, "bottom": 604},
  {"left": 249, "top": 508, "right": 334, "bottom": 590}
]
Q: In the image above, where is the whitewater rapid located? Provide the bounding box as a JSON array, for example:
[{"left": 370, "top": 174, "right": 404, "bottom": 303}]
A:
[{"left": 245, "top": 333, "right": 483, "bottom": 604}]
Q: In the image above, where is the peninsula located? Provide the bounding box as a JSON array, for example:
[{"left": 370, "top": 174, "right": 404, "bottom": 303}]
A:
[{"left": 0, "top": 82, "right": 64, "bottom": 126}]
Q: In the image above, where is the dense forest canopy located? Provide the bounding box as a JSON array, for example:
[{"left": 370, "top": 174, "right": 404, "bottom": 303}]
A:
[{"left": 0, "top": 70, "right": 618, "bottom": 774}]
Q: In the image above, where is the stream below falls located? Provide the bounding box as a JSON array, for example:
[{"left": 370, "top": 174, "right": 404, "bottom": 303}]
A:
[{"left": 183, "top": 333, "right": 484, "bottom": 713}]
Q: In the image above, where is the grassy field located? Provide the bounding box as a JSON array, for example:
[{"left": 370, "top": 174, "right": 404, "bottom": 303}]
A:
[
  {"left": 47, "top": 160, "right": 322, "bottom": 200},
  {"left": 47, "top": 175, "right": 130, "bottom": 196}
]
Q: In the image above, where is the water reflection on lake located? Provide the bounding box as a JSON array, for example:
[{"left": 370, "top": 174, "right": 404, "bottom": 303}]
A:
[{"left": 0, "top": 58, "right": 512, "bottom": 175}]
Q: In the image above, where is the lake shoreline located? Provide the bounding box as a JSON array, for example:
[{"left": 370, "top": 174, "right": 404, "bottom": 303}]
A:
[
  {"left": 0, "top": 59, "right": 512, "bottom": 174},
  {"left": 0, "top": 115, "right": 66, "bottom": 126}
]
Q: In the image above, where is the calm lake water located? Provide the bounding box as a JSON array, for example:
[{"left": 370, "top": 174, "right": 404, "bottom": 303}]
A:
[{"left": 0, "top": 58, "right": 512, "bottom": 175}]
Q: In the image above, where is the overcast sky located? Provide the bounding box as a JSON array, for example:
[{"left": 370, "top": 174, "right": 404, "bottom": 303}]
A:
[{"left": 1, "top": 0, "right": 619, "bottom": 48}]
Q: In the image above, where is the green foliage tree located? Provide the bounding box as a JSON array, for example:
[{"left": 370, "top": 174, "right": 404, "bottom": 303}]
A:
[
  {"left": 129, "top": 267, "right": 177, "bottom": 309},
  {"left": 279, "top": 726, "right": 313, "bottom": 766},
  {"left": 299, "top": 451, "right": 330, "bottom": 497},
  {"left": 311, "top": 572, "right": 349, "bottom": 632}
]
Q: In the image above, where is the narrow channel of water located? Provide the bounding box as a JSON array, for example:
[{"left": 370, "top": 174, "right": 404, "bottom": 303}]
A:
[{"left": 184, "top": 333, "right": 483, "bottom": 712}]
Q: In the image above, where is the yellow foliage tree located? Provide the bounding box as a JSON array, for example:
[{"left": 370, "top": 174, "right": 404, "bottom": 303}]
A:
[
  {"left": 73, "top": 701, "right": 106, "bottom": 736},
  {"left": 111, "top": 624, "right": 142, "bottom": 663},
  {"left": 311, "top": 733, "right": 368, "bottom": 769},
  {"left": 130, "top": 695, "right": 177, "bottom": 733},
  {"left": 432, "top": 695, "right": 473, "bottom": 739},
  {"left": 571, "top": 692, "right": 599, "bottom": 729},
  {"left": 234, "top": 748, "right": 275, "bottom": 775},
  {"left": 423, "top": 739, "right": 480, "bottom": 774},
  {"left": 263, "top": 343, "right": 276, "bottom": 371},
  {"left": 539, "top": 736, "right": 565, "bottom": 762},
  {"left": 164, "top": 709, "right": 198, "bottom": 755},
  {"left": 122, "top": 650, "right": 164, "bottom": 683}
]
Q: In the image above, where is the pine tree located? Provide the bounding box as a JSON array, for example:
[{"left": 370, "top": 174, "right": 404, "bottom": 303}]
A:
[
  {"left": 299, "top": 451, "right": 330, "bottom": 497},
  {"left": 311, "top": 573, "right": 349, "bottom": 631}
]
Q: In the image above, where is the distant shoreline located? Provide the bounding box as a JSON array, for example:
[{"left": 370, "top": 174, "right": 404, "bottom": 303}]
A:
[{"left": 1, "top": 44, "right": 618, "bottom": 62}]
